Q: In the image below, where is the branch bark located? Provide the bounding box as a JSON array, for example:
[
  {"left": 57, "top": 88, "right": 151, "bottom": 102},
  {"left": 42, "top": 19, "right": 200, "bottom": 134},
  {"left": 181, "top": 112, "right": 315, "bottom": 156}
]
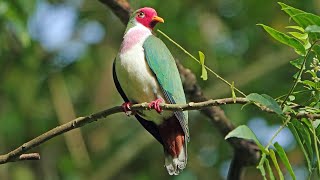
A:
[
  {"left": 0, "top": 96, "right": 318, "bottom": 164},
  {"left": 0, "top": 98, "right": 251, "bottom": 164}
]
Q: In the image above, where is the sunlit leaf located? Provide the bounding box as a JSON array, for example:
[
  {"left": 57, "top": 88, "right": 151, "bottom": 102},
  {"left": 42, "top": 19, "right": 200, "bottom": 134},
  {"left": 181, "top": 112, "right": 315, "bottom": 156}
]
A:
[
  {"left": 289, "top": 95, "right": 295, "bottom": 101},
  {"left": 225, "top": 125, "right": 266, "bottom": 152},
  {"left": 303, "top": 40, "right": 311, "bottom": 49},
  {"left": 246, "top": 93, "right": 283, "bottom": 115},
  {"left": 283, "top": 105, "right": 294, "bottom": 114},
  {"left": 279, "top": 2, "right": 320, "bottom": 28},
  {"left": 286, "top": 26, "right": 305, "bottom": 32},
  {"left": 257, "top": 24, "right": 306, "bottom": 55},
  {"left": 301, "top": 80, "right": 316, "bottom": 89},
  {"left": 288, "top": 32, "right": 308, "bottom": 40},
  {"left": 265, "top": 158, "right": 275, "bottom": 180},
  {"left": 305, "top": 25, "right": 320, "bottom": 33},
  {"left": 257, "top": 153, "right": 268, "bottom": 180},
  {"left": 274, "top": 142, "right": 296, "bottom": 180},
  {"left": 270, "top": 149, "right": 284, "bottom": 180},
  {"left": 313, "top": 119, "right": 320, "bottom": 129},
  {"left": 199, "top": 51, "right": 208, "bottom": 81}
]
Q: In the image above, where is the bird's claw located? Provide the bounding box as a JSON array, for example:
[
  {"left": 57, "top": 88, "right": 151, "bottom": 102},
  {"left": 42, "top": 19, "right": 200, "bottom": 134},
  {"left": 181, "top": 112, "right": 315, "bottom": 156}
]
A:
[
  {"left": 148, "top": 98, "right": 164, "bottom": 113},
  {"left": 121, "top": 102, "right": 135, "bottom": 116}
]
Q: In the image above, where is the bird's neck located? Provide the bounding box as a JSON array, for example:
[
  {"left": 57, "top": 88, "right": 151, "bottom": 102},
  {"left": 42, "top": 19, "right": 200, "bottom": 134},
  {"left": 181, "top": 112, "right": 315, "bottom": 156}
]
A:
[{"left": 120, "top": 23, "right": 152, "bottom": 54}]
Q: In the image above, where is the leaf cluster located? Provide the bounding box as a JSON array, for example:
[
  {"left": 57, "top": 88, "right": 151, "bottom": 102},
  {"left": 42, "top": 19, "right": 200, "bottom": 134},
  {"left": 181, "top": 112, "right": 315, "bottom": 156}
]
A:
[{"left": 226, "top": 2, "right": 320, "bottom": 179}]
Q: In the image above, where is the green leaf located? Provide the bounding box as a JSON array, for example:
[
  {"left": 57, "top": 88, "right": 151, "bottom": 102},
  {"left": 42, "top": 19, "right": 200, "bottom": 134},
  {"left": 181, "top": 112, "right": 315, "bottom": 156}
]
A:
[
  {"left": 301, "top": 80, "right": 316, "bottom": 89},
  {"left": 282, "top": 105, "right": 294, "bottom": 114},
  {"left": 317, "top": 123, "right": 320, "bottom": 137},
  {"left": 301, "top": 118, "right": 313, "bottom": 130},
  {"left": 279, "top": 2, "right": 320, "bottom": 28},
  {"left": 292, "top": 71, "right": 299, "bottom": 80},
  {"left": 303, "top": 80, "right": 320, "bottom": 90},
  {"left": 306, "top": 70, "right": 317, "bottom": 78},
  {"left": 313, "top": 119, "right": 320, "bottom": 129},
  {"left": 289, "top": 95, "right": 295, "bottom": 101},
  {"left": 261, "top": 94, "right": 283, "bottom": 114},
  {"left": 225, "top": 125, "right": 266, "bottom": 152},
  {"left": 257, "top": 24, "right": 306, "bottom": 55},
  {"left": 288, "top": 32, "right": 308, "bottom": 40},
  {"left": 288, "top": 122, "right": 312, "bottom": 172},
  {"left": 257, "top": 153, "right": 268, "bottom": 180},
  {"left": 246, "top": 93, "right": 283, "bottom": 115},
  {"left": 303, "top": 40, "right": 311, "bottom": 50},
  {"left": 287, "top": 31, "right": 311, "bottom": 49},
  {"left": 286, "top": 26, "right": 305, "bottom": 32},
  {"left": 199, "top": 51, "right": 208, "bottom": 81},
  {"left": 305, "top": 25, "right": 320, "bottom": 33},
  {"left": 313, "top": 45, "right": 320, "bottom": 57},
  {"left": 290, "top": 57, "right": 304, "bottom": 69},
  {"left": 292, "top": 119, "right": 313, "bottom": 160},
  {"left": 311, "top": 123, "right": 320, "bottom": 175},
  {"left": 265, "top": 158, "right": 275, "bottom": 180},
  {"left": 270, "top": 149, "right": 284, "bottom": 180},
  {"left": 274, "top": 142, "right": 296, "bottom": 180},
  {"left": 316, "top": 82, "right": 320, "bottom": 90}
]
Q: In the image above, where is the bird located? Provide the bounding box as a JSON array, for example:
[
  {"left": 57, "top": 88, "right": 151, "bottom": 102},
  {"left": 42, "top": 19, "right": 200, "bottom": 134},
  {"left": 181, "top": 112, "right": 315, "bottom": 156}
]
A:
[{"left": 112, "top": 7, "right": 189, "bottom": 175}]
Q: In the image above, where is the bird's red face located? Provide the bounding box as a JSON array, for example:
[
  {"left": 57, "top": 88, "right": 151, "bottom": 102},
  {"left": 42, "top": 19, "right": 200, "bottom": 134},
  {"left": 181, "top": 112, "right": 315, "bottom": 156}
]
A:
[{"left": 135, "top": 7, "right": 164, "bottom": 29}]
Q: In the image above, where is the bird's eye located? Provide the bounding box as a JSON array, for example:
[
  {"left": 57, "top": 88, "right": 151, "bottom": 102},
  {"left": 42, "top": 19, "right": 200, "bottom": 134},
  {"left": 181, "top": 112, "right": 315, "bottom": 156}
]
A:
[{"left": 137, "top": 12, "right": 145, "bottom": 18}]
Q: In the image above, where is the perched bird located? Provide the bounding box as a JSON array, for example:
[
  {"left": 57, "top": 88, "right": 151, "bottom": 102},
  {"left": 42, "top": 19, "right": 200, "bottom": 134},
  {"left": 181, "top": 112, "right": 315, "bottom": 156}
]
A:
[{"left": 113, "top": 7, "right": 189, "bottom": 175}]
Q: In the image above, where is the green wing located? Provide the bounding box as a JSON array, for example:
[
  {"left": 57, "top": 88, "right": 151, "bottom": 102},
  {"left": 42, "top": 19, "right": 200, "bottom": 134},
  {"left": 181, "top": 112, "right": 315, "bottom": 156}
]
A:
[{"left": 143, "top": 35, "right": 189, "bottom": 140}]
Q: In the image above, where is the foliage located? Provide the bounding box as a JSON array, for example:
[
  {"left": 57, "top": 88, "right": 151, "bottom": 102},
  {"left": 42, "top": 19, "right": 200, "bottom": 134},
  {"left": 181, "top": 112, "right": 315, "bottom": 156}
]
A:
[{"left": 226, "top": 2, "right": 320, "bottom": 179}]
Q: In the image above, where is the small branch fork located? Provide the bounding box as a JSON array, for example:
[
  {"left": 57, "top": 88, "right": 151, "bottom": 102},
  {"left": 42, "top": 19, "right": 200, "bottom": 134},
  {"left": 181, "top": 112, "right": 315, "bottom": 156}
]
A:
[{"left": 0, "top": 97, "right": 318, "bottom": 164}]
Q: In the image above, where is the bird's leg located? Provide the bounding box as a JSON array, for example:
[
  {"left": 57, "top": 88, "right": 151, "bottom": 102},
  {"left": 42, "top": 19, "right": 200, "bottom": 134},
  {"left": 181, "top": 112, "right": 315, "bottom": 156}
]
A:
[
  {"left": 148, "top": 98, "right": 164, "bottom": 113},
  {"left": 121, "top": 102, "right": 136, "bottom": 116}
]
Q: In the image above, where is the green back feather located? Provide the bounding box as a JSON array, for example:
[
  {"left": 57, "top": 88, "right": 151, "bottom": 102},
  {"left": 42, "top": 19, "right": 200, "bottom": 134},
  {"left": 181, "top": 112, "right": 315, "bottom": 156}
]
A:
[{"left": 143, "top": 35, "right": 189, "bottom": 140}]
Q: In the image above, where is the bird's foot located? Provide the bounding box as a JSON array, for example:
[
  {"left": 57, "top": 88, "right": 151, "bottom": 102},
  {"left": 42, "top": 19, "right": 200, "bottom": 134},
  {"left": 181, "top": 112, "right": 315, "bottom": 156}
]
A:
[
  {"left": 121, "top": 102, "right": 135, "bottom": 116},
  {"left": 148, "top": 98, "right": 164, "bottom": 113}
]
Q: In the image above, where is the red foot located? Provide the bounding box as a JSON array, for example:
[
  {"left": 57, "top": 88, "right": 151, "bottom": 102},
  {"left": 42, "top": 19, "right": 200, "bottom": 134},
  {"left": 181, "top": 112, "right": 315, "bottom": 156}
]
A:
[
  {"left": 148, "top": 98, "right": 164, "bottom": 113},
  {"left": 122, "top": 102, "right": 133, "bottom": 116}
]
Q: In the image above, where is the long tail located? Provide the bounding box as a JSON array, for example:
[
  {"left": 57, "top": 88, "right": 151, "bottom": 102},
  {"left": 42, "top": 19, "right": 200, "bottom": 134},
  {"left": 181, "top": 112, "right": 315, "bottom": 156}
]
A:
[{"left": 158, "top": 116, "right": 187, "bottom": 175}]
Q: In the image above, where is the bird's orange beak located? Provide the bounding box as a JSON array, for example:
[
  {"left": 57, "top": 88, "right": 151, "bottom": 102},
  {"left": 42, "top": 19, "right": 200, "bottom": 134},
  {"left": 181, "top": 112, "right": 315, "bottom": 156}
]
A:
[{"left": 152, "top": 16, "right": 164, "bottom": 23}]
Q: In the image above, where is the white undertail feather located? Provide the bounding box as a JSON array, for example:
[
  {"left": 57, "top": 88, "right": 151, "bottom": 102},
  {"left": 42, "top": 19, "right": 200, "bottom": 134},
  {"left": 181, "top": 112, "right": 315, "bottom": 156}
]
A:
[{"left": 164, "top": 140, "right": 187, "bottom": 175}]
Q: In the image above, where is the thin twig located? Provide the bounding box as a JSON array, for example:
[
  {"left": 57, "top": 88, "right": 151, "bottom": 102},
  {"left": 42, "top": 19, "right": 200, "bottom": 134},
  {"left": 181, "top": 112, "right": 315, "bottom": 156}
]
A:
[
  {"left": 281, "top": 40, "right": 320, "bottom": 107},
  {"left": 157, "top": 29, "right": 246, "bottom": 97},
  {"left": 18, "top": 153, "right": 41, "bottom": 161}
]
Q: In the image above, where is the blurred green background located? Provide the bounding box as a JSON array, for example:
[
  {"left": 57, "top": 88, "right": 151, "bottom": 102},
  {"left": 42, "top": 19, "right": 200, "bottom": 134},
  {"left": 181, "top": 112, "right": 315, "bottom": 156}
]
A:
[{"left": 0, "top": 0, "right": 319, "bottom": 179}]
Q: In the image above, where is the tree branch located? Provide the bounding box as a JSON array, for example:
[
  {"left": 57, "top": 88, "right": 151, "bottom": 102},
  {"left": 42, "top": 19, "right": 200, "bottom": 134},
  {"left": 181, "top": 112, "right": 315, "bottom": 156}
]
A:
[
  {"left": 0, "top": 97, "right": 318, "bottom": 164},
  {"left": 0, "top": 98, "right": 248, "bottom": 164},
  {"left": 99, "top": 0, "right": 132, "bottom": 24}
]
